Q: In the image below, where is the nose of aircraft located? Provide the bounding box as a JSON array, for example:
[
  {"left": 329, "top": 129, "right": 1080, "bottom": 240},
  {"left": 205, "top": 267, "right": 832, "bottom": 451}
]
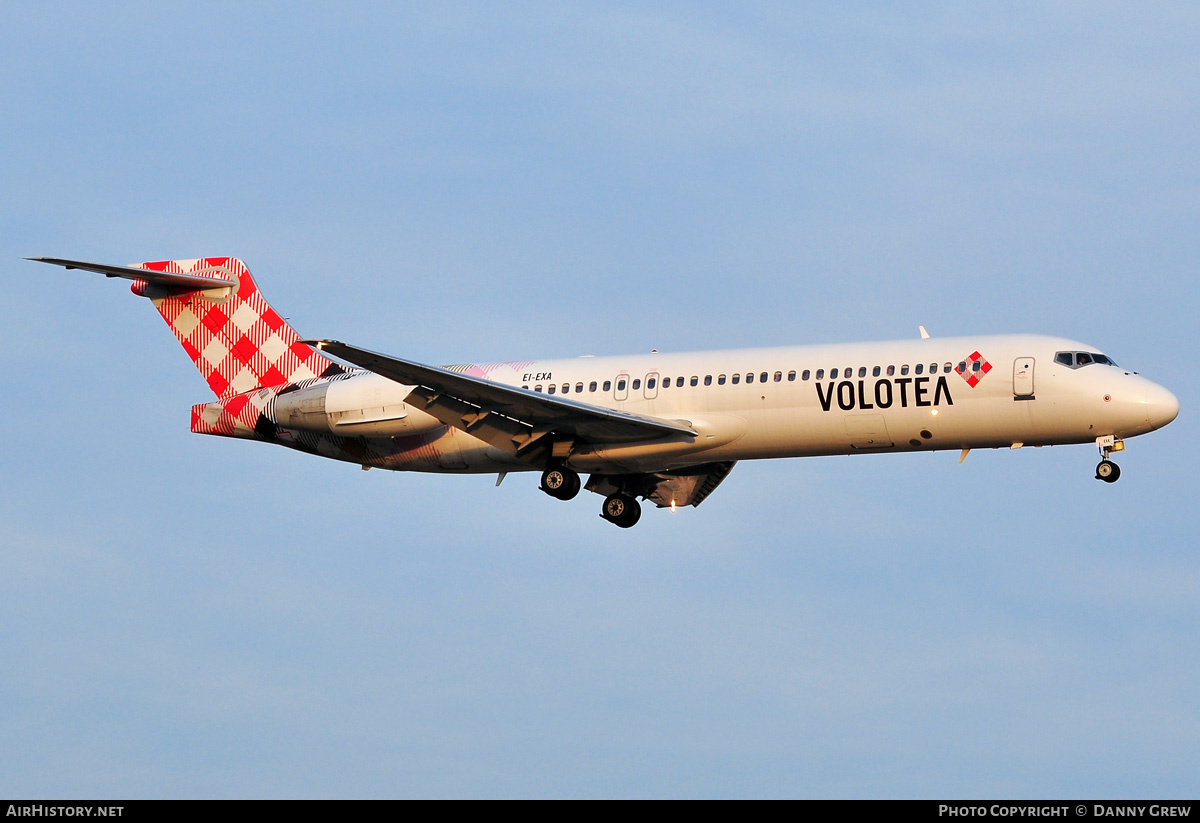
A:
[{"left": 1144, "top": 382, "right": 1180, "bottom": 430}]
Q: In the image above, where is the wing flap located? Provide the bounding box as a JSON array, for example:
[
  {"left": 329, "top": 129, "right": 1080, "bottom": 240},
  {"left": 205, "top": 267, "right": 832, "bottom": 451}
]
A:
[{"left": 584, "top": 461, "right": 737, "bottom": 508}]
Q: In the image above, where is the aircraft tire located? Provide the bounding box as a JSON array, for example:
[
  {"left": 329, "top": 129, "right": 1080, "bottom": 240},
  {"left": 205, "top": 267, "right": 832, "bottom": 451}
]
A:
[
  {"left": 1096, "top": 460, "right": 1121, "bottom": 483},
  {"left": 541, "top": 467, "right": 581, "bottom": 500},
  {"left": 602, "top": 494, "right": 641, "bottom": 528},
  {"left": 620, "top": 497, "right": 642, "bottom": 527}
]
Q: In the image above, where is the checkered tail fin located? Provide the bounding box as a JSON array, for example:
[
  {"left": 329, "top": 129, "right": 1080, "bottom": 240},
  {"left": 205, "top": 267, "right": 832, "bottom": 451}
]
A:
[{"left": 134, "top": 257, "right": 344, "bottom": 398}]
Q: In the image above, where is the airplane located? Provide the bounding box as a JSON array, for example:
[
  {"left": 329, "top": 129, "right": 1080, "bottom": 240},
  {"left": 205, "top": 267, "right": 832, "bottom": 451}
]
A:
[{"left": 30, "top": 256, "right": 1179, "bottom": 528}]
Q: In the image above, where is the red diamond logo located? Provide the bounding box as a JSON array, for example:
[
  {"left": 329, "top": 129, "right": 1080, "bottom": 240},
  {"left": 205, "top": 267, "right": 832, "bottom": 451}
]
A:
[{"left": 955, "top": 351, "right": 992, "bottom": 388}]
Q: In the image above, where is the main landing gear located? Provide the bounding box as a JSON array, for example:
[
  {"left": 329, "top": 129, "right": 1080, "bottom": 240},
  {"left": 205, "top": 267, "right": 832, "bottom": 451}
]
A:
[
  {"left": 1095, "top": 435, "right": 1124, "bottom": 484},
  {"left": 540, "top": 465, "right": 643, "bottom": 527}
]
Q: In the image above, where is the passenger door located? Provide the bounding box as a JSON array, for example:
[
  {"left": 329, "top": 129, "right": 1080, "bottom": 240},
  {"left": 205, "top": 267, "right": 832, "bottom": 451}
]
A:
[{"left": 1013, "top": 357, "right": 1035, "bottom": 399}]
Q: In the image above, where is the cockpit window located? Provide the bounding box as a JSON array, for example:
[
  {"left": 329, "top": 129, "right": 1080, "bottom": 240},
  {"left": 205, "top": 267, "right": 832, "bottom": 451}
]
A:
[{"left": 1055, "top": 350, "right": 1119, "bottom": 369}]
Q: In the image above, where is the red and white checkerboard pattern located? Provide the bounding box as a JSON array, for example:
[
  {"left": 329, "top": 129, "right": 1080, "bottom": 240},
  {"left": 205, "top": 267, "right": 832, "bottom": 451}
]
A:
[
  {"left": 191, "top": 383, "right": 452, "bottom": 474},
  {"left": 191, "top": 390, "right": 268, "bottom": 438},
  {"left": 955, "top": 350, "right": 993, "bottom": 388},
  {"left": 132, "top": 258, "right": 337, "bottom": 398}
]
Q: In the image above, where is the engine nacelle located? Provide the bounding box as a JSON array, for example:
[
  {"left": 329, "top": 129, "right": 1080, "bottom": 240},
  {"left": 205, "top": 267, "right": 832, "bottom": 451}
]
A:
[{"left": 273, "top": 373, "right": 445, "bottom": 437}]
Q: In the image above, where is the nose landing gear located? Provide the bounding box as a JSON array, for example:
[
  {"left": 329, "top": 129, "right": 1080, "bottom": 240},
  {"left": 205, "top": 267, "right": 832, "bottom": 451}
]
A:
[{"left": 1094, "top": 435, "right": 1124, "bottom": 483}]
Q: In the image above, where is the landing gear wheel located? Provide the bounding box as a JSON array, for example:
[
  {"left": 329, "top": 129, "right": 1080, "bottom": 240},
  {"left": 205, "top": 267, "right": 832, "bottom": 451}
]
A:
[
  {"left": 1095, "top": 460, "right": 1121, "bottom": 483},
  {"left": 601, "top": 494, "right": 641, "bottom": 528},
  {"left": 540, "top": 467, "right": 581, "bottom": 500}
]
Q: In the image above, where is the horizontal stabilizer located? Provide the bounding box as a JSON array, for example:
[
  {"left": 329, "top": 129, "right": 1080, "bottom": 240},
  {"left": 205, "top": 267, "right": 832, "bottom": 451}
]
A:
[{"left": 29, "top": 257, "right": 236, "bottom": 292}]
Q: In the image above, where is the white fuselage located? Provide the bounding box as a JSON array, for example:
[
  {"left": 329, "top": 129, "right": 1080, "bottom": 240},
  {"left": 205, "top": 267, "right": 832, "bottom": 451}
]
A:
[{"left": 276, "top": 334, "right": 1178, "bottom": 475}]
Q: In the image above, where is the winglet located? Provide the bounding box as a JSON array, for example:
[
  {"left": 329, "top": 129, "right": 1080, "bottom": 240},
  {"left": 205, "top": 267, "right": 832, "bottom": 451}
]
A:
[{"left": 919, "top": 325, "right": 931, "bottom": 339}]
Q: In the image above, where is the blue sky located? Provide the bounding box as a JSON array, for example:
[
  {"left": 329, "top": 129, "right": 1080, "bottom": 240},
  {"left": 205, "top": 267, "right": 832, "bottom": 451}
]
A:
[{"left": 2, "top": 2, "right": 1198, "bottom": 797}]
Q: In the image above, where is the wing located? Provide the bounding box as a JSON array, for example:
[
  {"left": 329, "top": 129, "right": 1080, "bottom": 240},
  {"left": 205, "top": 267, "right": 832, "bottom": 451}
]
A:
[
  {"left": 305, "top": 339, "right": 697, "bottom": 461},
  {"left": 29, "top": 257, "right": 236, "bottom": 292}
]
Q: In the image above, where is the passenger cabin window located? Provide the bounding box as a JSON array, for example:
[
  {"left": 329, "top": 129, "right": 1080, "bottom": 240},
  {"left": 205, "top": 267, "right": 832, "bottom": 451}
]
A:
[
  {"left": 872, "top": 366, "right": 881, "bottom": 377},
  {"left": 647, "top": 378, "right": 656, "bottom": 390},
  {"left": 774, "top": 371, "right": 782, "bottom": 382},
  {"left": 535, "top": 385, "right": 543, "bottom": 392},
  {"left": 589, "top": 381, "right": 597, "bottom": 392},
  {"left": 901, "top": 365, "right": 909, "bottom": 376},
  {"left": 801, "top": 370, "right": 810, "bottom": 381},
  {"left": 732, "top": 374, "right": 741, "bottom": 384},
  {"left": 718, "top": 374, "right": 727, "bottom": 385},
  {"left": 690, "top": 376, "right": 699, "bottom": 387},
  {"left": 603, "top": 380, "right": 612, "bottom": 391},
  {"left": 522, "top": 385, "right": 529, "bottom": 390},
  {"left": 815, "top": 369, "right": 824, "bottom": 380},
  {"left": 944, "top": 362, "right": 952, "bottom": 372},
  {"left": 915, "top": 364, "right": 924, "bottom": 375},
  {"left": 562, "top": 384, "right": 569, "bottom": 393},
  {"left": 548, "top": 385, "right": 556, "bottom": 394},
  {"left": 830, "top": 368, "right": 838, "bottom": 379},
  {"left": 576, "top": 383, "right": 584, "bottom": 393},
  {"left": 887, "top": 365, "right": 895, "bottom": 376},
  {"left": 858, "top": 367, "right": 867, "bottom": 378},
  {"left": 972, "top": 361, "right": 982, "bottom": 372},
  {"left": 632, "top": 379, "right": 641, "bottom": 390},
  {"left": 761, "top": 372, "right": 769, "bottom": 383},
  {"left": 787, "top": 370, "right": 796, "bottom": 382},
  {"left": 616, "top": 379, "right": 626, "bottom": 391},
  {"left": 929, "top": 363, "right": 938, "bottom": 373},
  {"left": 704, "top": 375, "right": 712, "bottom": 386},
  {"left": 746, "top": 373, "right": 754, "bottom": 384}
]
